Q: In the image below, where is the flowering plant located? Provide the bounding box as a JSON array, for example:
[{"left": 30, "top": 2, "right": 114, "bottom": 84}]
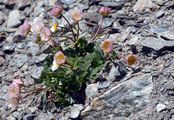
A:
[{"left": 8, "top": 4, "right": 138, "bottom": 108}]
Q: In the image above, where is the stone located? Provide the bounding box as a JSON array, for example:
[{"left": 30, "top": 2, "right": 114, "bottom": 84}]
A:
[
  {"left": 99, "top": 18, "right": 114, "bottom": 28},
  {"left": 84, "top": 12, "right": 102, "bottom": 23},
  {"left": 6, "top": 115, "right": 16, "bottom": 120},
  {"left": 60, "top": 0, "right": 76, "bottom": 4},
  {"left": 28, "top": 106, "right": 38, "bottom": 113},
  {"left": 152, "top": 0, "right": 164, "bottom": 5},
  {"left": 83, "top": 74, "right": 153, "bottom": 119},
  {"left": 133, "top": 0, "right": 158, "bottom": 12},
  {"left": 35, "top": 112, "right": 54, "bottom": 120},
  {"left": 26, "top": 42, "right": 40, "bottom": 56},
  {"left": 9, "top": 54, "right": 28, "bottom": 68},
  {"left": 155, "top": 10, "right": 165, "bottom": 19},
  {"left": 30, "top": 66, "right": 43, "bottom": 79},
  {"left": 107, "top": 62, "right": 128, "bottom": 81},
  {"left": 99, "top": 1, "right": 124, "bottom": 8},
  {"left": 70, "top": 104, "right": 83, "bottom": 119},
  {"left": 141, "top": 37, "right": 174, "bottom": 51},
  {"left": 97, "top": 81, "right": 110, "bottom": 89},
  {"left": 126, "top": 35, "right": 140, "bottom": 45},
  {"left": 160, "top": 30, "right": 174, "bottom": 40},
  {"left": 2, "top": 44, "right": 15, "bottom": 54},
  {"left": 35, "top": 54, "right": 47, "bottom": 63},
  {"left": 156, "top": 103, "right": 167, "bottom": 112},
  {"left": 7, "top": 10, "right": 22, "bottom": 28},
  {"left": 85, "top": 84, "right": 98, "bottom": 99},
  {"left": 17, "top": 0, "right": 31, "bottom": 10}
]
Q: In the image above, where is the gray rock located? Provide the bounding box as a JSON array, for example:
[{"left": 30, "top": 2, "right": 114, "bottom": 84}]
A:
[
  {"left": 70, "top": 104, "right": 83, "bottom": 119},
  {"left": 107, "top": 62, "right": 128, "bottom": 81},
  {"left": 26, "top": 42, "right": 40, "bottom": 56},
  {"left": 85, "top": 84, "right": 98, "bottom": 99},
  {"left": 30, "top": 66, "right": 43, "bottom": 79},
  {"left": 156, "top": 103, "right": 167, "bottom": 112},
  {"left": 160, "top": 30, "right": 174, "bottom": 40},
  {"left": 152, "top": 0, "right": 164, "bottom": 5},
  {"left": 17, "top": 0, "right": 31, "bottom": 9},
  {"left": 126, "top": 35, "right": 140, "bottom": 45},
  {"left": 35, "top": 112, "right": 54, "bottom": 120},
  {"left": 83, "top": 74, "right": 153, "bottom": 119},
  {"left": 155, "top": 10, "right": 165, "bottom": 19},
  {"left": 97, "top": 81, "right": 110, "bottom": 89},
  {"left": 84, "top": 12, "right": 102, "bottom": 23},
  {"left": 3, "top": 44, "right": 15, "bottom": 54},
  {"left": 99, "top": 1, "right": 124, "bottom": 8},
  {"left": 7, "top": 10, "right": 22, "bottom": 28},
  {"left": 9, "top": 54, "right": 28, "bottom": 68},
  {"left": 141, "top": 37, "right": 174, "bottom": 51},
  {"left": 35, "top": 54, "right": 47, "bottom": 63},
  {"left": 99, "top": 18, "right": 114, "bottom": 28},
  {"left": 61, "top": 0, "right": 76, "bottom": 4}
]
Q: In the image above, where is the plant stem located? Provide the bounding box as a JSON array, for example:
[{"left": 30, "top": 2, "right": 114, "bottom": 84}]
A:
[
  {"left": 62, "top": 15, "right": 76, "bottom": 41},
  {"left": 21, "top": 88, "right": 47, "bottom": 100},
  {"left": 91, "top": 17, "right": 104, "bottom": 41},
  {"left": 77, "top": 21, "right": 80, "bottom": 39}
]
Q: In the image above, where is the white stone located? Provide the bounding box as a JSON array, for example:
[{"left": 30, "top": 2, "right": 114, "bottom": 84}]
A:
[{"left": 156, "top": 103, "right": 167, "bottom": 112}]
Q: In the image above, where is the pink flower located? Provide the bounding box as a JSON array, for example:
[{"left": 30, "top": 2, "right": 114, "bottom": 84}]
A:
[
  {"left": 19, "top": 21, "right": 31, "bottom": 37},
  {"left": 71, "top": 8, "right": 83, "bottom": 21},
  {"left": 13, "top": 79, "right": 23, "bottom": 88},
  {"left": 99, "top": 7, "right": 111, "bottom": 17},
  {"left": 51, "top": 5, "right": 63, "bottom": 17},
  {"left": 7, "top": 82, "right": 20, "bottom": 98},
  {"left": 125, "top": 54, "right": 139, "bottom": 66},
  {"left": 54, "top": 51, "right": 66, "bottom": 65},
  {"left": 30, "top": 17, "right": 44, "bottom": 34},
  {"left": 100, "top": 39, "right": 113, "bottom": 53},
  {"left": 40, "top": 27, "right": 52, "bottom": 41}
]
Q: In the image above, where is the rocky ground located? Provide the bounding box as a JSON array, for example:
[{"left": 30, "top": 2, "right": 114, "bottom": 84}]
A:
[{"left": 0, "top": 0, "right": 174, "bottom": 120}]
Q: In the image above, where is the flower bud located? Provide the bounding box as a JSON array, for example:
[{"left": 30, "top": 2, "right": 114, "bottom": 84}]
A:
[
  {"left": 99, "top": 6, "right": 111, "bottom": 17},
  {"left": 51, "top": 5, "right": 63, "bottom": 17},
  {"left": 19, "top": 21, "right": 31, "bottom": 37},
  {"left": 71, "top": 8, "right": 83, "bottom": 21}
]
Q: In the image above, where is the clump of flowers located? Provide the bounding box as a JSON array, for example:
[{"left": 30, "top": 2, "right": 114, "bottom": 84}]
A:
[{"left": 14, "top": 4, "right": 139, "bottom": 107}]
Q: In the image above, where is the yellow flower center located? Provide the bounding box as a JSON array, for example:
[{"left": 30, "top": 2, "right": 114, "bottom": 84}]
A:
[
  {"left": 103, "top": 41, "right": 110, "bottom": 49},
  {"left": 55, "top": 53, "right": 65, "bottom": 61},
  {"left": 127, "top": 55, "right": 137, "bottom": 66},
  {"left": 53, "top": 23, "right": 58, "bottom": 30}
]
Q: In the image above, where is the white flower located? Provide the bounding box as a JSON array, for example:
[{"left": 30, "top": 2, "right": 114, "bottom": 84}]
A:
[{"left": 51, "top": 60, "right": 59, "bottom": 71}]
